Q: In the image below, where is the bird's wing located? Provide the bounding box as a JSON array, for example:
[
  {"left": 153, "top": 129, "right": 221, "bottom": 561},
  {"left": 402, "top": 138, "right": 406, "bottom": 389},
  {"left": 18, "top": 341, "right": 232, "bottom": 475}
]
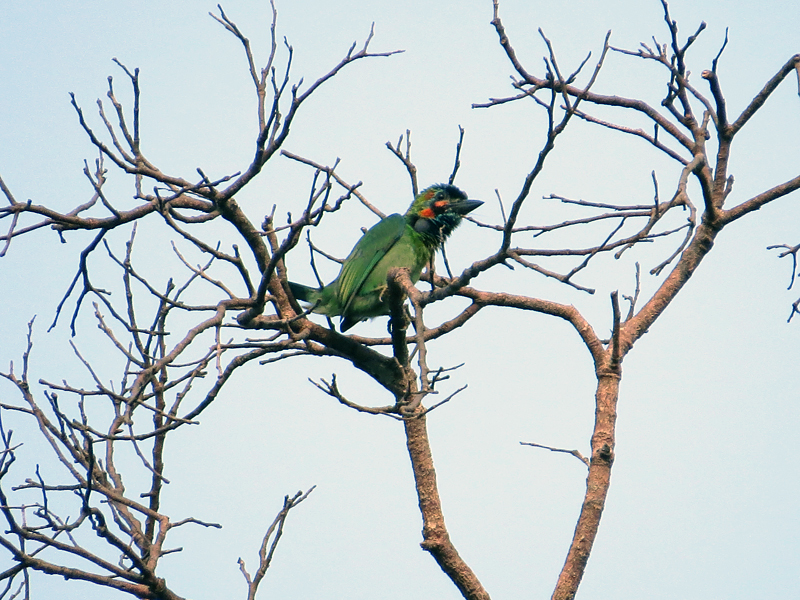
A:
[{"left": 336, "top": 213, "right": 407, "bottom": 314}]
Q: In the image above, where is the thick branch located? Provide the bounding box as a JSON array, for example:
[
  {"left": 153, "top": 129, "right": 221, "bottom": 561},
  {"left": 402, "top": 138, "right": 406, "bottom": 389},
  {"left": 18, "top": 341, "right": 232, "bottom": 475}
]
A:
[
  {"left": 730, "top": 54, "right": 800, "bottom": 135},
  {"left": 404, "top": 412, "right": 490, "bottom": 600}
]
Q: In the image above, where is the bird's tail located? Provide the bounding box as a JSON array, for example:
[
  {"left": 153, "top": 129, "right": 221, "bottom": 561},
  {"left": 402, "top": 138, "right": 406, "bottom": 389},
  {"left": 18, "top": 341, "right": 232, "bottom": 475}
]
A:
[{"left": 288, "top": 281, "right": 321, "bottom": 304}]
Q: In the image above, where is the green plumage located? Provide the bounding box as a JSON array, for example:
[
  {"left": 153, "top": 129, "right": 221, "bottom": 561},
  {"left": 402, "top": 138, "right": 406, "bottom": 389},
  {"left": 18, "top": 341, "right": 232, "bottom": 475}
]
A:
[{"left": 289, "top": 183, "right": 482, "bottom": 332}]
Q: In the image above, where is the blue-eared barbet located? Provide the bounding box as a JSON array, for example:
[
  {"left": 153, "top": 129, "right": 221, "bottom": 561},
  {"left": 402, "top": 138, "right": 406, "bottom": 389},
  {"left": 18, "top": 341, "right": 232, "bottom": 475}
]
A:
[{"left": 288, "top": 183, "right": 482, "bottom": 332}]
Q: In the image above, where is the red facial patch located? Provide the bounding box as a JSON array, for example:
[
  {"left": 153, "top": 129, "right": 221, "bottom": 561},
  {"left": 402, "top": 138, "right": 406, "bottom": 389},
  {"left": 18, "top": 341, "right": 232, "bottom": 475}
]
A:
[
  {"left": 434, "top": 200, "right": 449, "bottom": 208},
  {"left": 419, "top": 207, "right": 435, "bottom": 218}
]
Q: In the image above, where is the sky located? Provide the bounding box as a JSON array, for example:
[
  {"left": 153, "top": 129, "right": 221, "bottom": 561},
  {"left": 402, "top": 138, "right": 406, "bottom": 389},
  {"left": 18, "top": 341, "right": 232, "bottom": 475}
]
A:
[{"left": 0, "top": 1, "right": 798, "bottom": 599}]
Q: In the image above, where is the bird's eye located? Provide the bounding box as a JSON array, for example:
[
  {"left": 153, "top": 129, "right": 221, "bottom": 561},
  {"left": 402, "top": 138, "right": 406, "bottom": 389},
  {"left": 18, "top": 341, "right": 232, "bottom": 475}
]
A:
[{"left": 435, "top": 191, "right": 445, "bottom": 200}]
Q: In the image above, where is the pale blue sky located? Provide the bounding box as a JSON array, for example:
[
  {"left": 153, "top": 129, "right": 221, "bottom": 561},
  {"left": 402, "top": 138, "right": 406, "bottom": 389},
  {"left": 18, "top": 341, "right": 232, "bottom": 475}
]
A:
[{"left": 0, "top": 1, "right": 798, "bottom": 599}]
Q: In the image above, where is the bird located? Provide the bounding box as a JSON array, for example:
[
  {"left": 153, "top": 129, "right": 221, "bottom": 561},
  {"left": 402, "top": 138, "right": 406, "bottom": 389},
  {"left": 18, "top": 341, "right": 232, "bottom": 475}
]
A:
[{"left": 288, "top": 183, "right": 482, "bottom": 332}]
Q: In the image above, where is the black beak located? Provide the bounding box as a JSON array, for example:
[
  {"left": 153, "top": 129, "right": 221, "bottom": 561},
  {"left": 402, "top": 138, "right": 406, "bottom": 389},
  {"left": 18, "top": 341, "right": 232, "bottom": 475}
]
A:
[{"left": 453, "top": 199, "right": 483, "bottom": 215}]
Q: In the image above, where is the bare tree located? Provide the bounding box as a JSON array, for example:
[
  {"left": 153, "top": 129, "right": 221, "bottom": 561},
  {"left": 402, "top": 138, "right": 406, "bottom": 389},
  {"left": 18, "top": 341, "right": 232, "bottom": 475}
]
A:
[
  {"left": 1, "top": 1, "right": 798, "bottom": 600},
  {"left": 769, "top": 241, "right": 800, "bottom": 321}
]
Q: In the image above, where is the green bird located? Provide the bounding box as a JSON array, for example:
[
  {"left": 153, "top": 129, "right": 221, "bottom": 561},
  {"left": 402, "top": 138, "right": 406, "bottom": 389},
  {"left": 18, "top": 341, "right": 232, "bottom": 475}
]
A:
[{"left": 288, "top": 183, "right": 482, "bottom": 332}]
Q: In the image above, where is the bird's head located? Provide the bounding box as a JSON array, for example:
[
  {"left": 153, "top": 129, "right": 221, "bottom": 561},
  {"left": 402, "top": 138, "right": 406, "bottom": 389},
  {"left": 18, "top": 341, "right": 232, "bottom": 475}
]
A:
[{"left": 405, "top": 184, "right": 483, "bottom": 247}]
